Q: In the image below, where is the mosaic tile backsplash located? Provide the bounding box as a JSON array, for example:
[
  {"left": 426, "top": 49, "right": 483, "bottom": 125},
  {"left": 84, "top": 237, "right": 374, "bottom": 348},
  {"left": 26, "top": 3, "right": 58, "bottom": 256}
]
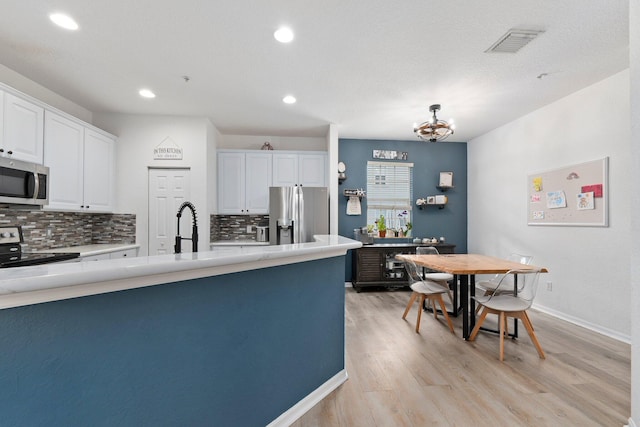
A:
[
  {"left": 0, "top": 209, "right": 136, "bottom": 251},
  {"left": 211, "top": 214, "right": 269, "bottom": 241}
]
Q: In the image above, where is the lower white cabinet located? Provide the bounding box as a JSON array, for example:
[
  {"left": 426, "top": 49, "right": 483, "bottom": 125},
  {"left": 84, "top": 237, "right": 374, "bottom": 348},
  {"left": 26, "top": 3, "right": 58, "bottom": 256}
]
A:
[
  {"left": 81, "top": 247, "right": 139, "bottom": 262},
  {"left": 44, "top": 111, "right": 116, "bottom": 212}
]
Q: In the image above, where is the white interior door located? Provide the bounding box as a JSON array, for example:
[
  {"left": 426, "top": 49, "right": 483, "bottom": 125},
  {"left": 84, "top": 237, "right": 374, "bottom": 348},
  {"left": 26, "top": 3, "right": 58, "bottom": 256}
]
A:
[{"left": 148, "top": 168, "right": 191, "bottom": 255}]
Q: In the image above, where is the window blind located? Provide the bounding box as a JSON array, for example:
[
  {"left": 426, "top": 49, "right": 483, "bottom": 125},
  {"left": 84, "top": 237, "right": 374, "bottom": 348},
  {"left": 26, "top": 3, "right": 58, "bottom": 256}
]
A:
[{"left": 367, "top": 161, "right": 413, "bottom": 228}]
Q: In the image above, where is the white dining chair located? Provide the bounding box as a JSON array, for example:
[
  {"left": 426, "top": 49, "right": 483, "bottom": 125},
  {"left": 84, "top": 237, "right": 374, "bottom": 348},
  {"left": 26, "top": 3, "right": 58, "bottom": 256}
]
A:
[
  {"left": 469, "top": 269, "right": 545, "bottom": 361},
  {"left": 416, "top": 246, "right": 454, "bottom": 304},
  {"left": 402, "top": 258, "right": 455, "bottom": 334}
]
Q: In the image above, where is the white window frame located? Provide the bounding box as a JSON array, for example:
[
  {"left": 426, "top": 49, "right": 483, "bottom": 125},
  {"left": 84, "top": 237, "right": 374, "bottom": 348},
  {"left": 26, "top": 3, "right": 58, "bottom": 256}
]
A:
[{"left": 366, "top": 161, "right": 413, "bottom": 231}]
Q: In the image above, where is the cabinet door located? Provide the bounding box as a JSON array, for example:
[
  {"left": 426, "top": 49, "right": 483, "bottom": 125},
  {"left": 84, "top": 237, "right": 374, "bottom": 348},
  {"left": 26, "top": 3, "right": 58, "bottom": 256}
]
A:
[
  {"left": 110, "top": 248, "right": 138, "bottom": 259},
  {"left": 244, "top": 152, "right": 272, "bottom": 213},
  {"left": 218, "top": 152, "right": 246, "bottom": 214},
  {"left": 272, "top": 153, "right": 298, "bottom": 187},
  {"left": 83, "top": 129, "right": 115, "bottom": 212},
  {"left": 44, "top": 111, "right": 85, "bottom": 210},
  {"left": 298, "top": 153, "right": 327, "bottom": 186},
  {"left": 356, "top": 249, "right": 384, "bottom": 282},
  {"left": 3, "top": 93, "right": 44, "bottom": 163}
]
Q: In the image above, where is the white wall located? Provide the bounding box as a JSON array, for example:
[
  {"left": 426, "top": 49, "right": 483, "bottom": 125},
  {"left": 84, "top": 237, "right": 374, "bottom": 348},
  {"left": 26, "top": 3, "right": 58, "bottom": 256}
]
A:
[
  {"left": 219, "top": 134, "right": 326, "bottom": 150},
  {"left": 0, "top": 64, "right": 92, "bottom": 123},
  {"left": 629, "top": 1, "right": 639, "bottom": 425},
  {"left": 93, "top": 113, "right": 218, "bottom": 256},
  {"left": 468, "top": 70, "right": 631, "bottom": 341}
]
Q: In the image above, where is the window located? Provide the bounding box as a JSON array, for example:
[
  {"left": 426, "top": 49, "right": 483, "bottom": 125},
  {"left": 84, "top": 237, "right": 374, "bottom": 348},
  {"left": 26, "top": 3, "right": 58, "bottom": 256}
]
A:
[{"left": 367, "top": 161, "right": 413, "bottom": 231}]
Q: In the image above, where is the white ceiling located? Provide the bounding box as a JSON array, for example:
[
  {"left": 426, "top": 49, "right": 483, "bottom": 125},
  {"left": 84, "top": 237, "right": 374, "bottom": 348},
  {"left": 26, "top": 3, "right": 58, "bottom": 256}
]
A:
[{"left": 0, "top": 0, "right": 629, "bottom": 142}]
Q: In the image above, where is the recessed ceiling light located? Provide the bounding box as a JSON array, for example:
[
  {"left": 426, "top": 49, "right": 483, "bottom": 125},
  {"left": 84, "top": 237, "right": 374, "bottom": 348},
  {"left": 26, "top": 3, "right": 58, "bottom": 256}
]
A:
[
  {"left": 274, "top": 27, "right": 294, "bottom": 43},
  {"left": 139, "top": 89, "right": 156, "bottom": 99},
  {"left": 283, "top": 95, "right": 296, "bottom": 104},
  {"left": 49, "top": 13, "right": 79, "bottom": 31}
]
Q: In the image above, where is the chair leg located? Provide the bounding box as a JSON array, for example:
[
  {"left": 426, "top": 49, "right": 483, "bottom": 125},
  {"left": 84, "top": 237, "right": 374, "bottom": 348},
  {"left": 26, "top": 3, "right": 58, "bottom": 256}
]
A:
[
  {"left": 403, "top": 292, "right": 418, "bottom": 320},
  {"left": 437, "top": 295, "right": 455, "bottom": 333},
  {"left": 499, "top": 312, "right": 506, "bottom": 361},
  {"left": 519, "top": 311, "right": 546, "bottom": 359},
  {"left": 468, "top": 308, "right": 489, "bottom": 341},
  {"left": 431, "top": 299, "right": 438, "bottom": 319},
  {"left": 416, "top": 295, "right": 426, "bottom": 333}
]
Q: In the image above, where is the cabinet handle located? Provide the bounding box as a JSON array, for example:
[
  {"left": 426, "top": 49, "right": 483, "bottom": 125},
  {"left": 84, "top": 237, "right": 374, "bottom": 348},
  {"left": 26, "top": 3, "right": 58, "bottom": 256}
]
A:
[
  {"left": 7, "top": 151, "right": 12, "bottom": 155},
  {"left": 0, "top": 148, "right": 3, "bottom": 153}
]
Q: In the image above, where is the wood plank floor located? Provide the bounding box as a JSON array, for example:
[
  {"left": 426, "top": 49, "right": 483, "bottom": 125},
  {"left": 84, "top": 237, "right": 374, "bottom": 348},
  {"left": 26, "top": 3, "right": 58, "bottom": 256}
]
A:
[{"left": 291, "top": 288, "right": 630, "bottom": 427}]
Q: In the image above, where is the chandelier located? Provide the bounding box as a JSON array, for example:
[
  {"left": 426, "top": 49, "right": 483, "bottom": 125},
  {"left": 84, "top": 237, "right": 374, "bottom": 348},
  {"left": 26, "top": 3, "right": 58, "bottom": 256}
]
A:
[{"left": 413, "top": 104, "right": 455, "bottom": 142}]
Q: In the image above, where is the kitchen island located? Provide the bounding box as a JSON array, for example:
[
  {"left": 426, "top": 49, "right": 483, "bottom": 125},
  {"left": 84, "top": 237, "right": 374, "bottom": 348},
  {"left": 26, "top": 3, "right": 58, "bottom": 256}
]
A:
[{"left": 0, "top": 235, "right": 360, "bottom": 427}]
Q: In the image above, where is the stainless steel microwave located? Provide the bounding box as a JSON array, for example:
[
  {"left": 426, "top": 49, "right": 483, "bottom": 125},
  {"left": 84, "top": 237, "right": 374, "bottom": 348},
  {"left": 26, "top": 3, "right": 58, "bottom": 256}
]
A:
[{"left": 0, "top": 157, "right": 49, "bottom": 207}]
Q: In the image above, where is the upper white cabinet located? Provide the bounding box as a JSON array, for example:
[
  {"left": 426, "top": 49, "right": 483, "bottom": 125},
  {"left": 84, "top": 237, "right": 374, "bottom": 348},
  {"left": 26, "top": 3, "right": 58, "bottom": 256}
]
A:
[
  {"left": 272, "top": 152, "right": 327, "bottom": 187},
  {"left": 44, "top": 112, "right": 84, "bottom": 210},
  {"left": 44, "top": 111, "right": 116, "bottom": 212},
  {"left": 83, "top": 129, "right": 115, "bottom": 212},
  {"left": 1, "top": 91, "right": 44, "bottom": 163},
  {"left": 218, "top": 151, "right": 272, "bottom": 214}
]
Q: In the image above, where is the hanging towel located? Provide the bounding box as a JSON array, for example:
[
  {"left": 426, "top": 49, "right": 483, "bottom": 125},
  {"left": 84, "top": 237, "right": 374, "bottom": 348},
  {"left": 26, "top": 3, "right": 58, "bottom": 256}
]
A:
[{"left": 346, "top": 196, "right": 361, "bottom": 215}]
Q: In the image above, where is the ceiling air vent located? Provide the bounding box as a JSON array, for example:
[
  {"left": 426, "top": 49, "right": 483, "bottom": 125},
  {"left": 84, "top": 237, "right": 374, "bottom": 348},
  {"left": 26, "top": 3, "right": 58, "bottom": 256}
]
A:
[{"left": 485, "top": 28, "right": 545, "bottom": 53}]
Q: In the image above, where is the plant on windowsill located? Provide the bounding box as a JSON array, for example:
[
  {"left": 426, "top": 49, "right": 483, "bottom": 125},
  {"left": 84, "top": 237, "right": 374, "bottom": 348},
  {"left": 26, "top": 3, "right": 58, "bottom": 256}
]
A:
[
  {"left": 376, "top": 215, "right": 387, "bottom": 238},
  {"left": 404, "top": 222, "right": 412, "bottom": 238}
]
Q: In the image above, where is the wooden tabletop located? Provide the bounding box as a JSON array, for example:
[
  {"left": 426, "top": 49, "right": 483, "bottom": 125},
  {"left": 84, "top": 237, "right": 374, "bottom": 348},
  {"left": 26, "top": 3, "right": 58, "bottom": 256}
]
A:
[{"left": 396, "top": 254, "right": 548, "bottom": 275}]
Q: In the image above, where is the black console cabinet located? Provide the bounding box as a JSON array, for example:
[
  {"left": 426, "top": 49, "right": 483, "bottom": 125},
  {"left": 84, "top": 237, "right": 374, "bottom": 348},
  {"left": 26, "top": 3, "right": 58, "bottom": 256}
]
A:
[{"left": 352, "top": 243, "right": 455, "bottom": 291}]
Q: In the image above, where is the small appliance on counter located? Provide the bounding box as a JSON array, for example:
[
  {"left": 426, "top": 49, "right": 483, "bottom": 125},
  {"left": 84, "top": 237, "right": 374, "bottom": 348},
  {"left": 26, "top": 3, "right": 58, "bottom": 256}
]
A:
[
  {"left": 0, "top": 226, "right": 79, "bottom": 268},
  {"left": 353, "top": 227, "right": 374, "bottom": 245},
  {"left": 256, "top": 223, "right": 269, "bottom": 242}
]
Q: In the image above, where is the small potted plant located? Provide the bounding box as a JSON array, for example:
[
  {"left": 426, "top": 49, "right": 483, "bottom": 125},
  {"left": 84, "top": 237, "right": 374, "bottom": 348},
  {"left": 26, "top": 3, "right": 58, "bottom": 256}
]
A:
[
  {"left": 404, "top": 221, "right": 412, "bottom": 238},
  {"left": 376, "top": 215, "right": 387, "bottom": 237}
]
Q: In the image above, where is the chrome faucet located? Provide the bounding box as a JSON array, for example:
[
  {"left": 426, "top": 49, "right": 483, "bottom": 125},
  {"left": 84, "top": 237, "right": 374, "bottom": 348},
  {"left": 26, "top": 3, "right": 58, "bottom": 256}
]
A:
[{"left": 174, "top": 201, "right": 198, "bottom": 253}]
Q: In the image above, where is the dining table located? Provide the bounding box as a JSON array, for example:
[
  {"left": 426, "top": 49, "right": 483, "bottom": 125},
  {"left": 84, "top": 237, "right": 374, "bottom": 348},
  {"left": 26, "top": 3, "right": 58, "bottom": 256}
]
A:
[{"left": 396, "top": 253, "right": 548, "bottom": 339}]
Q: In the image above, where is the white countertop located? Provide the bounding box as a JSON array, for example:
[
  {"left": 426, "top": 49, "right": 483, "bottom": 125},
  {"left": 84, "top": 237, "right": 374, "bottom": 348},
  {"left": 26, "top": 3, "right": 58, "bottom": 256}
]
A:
[
  {"left": 38, "top": 243, "right": 140, "bottom": 257},
  {"left": 210, "top": 240, "right": 269, "bottom": 247},
  {"left": 0, "top": 235, "right": 361, "bottom": 310}
]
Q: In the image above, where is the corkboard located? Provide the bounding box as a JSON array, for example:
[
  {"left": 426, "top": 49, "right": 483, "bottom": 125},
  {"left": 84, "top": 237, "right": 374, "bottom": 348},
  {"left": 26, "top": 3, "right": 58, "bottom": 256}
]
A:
[{"left": 527, "top": 157, "right": 608, "bottom": 227}]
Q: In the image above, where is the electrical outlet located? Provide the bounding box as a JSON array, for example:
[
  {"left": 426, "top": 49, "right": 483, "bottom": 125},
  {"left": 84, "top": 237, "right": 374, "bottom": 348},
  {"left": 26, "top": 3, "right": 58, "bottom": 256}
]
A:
[
  {"left": 546, "top": 281, "right": 552, "bottom": 291},
  {"left": 246, "top": 225, "right": 252, "bottom": 233}
]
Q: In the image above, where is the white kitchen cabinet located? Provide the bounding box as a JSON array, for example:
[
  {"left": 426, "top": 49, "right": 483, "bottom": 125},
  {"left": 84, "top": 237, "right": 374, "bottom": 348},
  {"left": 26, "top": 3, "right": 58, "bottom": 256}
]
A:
[
  {"left": 1, "top": 92, "right": 44, "bottom": 163},
  {"left": 82, "top": 253, "right": 111, "bottom": 262},
  {"left": 83, "top": 129, "right": 116, "bottom": 212},
  {"left": 44, "top": 111, "right": 85, "bottom": 210},
  {"left": 109, "top": 248, "right": 138, "bottom": 259},
  {"left": 272, "top": 152, "right": 327, "bottom": 187},
  {"left": 218, "top": 150, "right": 271, "bottom": 214},
  {"left": 44, "top": 111, "right": 116, "bottom": 212}
]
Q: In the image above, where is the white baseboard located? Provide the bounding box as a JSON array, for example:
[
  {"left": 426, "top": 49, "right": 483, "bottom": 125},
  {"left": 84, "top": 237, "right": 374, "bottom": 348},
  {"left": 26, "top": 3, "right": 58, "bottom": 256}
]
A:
[
  {"left": 626, "top": 416, "right": 637, "bottom": 427},
  {"left": 533, "top": 303, "right": 631, "bottom": 344},
  {"left": 267, "top": 369, "right": 348, "bottom": 427},
  {"left": 345, "top": 281, "right": 353, "bottom": 288}
]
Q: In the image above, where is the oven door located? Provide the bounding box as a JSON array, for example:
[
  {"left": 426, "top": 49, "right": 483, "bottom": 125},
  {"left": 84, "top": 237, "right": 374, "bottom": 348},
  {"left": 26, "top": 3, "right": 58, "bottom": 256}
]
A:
[{"left": 0, "top": 157, "right": 49, "bottom": 206}]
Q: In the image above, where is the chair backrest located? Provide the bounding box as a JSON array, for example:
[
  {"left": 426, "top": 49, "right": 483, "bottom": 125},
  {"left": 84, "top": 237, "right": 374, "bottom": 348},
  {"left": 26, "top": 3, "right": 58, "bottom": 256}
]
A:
[
  {"left": 508, "top": 253, "right": 533, "bottom": 265},
  {"left": 484, "top": 253, "right": 533, "bottom": 286},
  {"left": 403, "top": 259, "right": 424, "bottom": 285},
  {"left": 489, "top": 269, "right": 542, "bottom": 307},
  {"left": 416, "top": 246, "right": 439, "bottom": 255}
]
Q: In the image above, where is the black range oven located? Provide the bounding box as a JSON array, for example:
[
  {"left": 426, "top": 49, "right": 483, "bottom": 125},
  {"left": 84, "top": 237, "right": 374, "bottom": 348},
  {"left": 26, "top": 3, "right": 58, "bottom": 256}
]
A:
[{"left": 0, "top": 226, "right": 79, "bottom": 268}]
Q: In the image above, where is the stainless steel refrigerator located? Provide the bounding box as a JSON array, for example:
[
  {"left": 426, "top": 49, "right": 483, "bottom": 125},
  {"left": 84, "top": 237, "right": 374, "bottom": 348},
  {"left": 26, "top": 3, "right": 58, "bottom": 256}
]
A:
[{"left": 269, "top": 186, "right": 328, "bottom": 245}]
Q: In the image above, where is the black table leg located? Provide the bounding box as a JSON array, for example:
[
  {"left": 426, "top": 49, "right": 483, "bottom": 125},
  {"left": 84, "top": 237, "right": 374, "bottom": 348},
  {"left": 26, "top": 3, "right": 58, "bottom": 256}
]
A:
[
  {"left": 470, "top": 274, "right": 476, "bottom": 335},
  {"left": 460, "top": 274, "right": 469, "bottom": 339}
]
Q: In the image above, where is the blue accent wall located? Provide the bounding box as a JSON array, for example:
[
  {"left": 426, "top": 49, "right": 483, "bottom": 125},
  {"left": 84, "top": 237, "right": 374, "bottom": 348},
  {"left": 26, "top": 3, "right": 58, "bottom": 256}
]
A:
[
  {"left": 338, "top": 138, "right": 468, "bottom": 280},
  {"left": 0, "top": 257, "right": 345, "bottom": 427}
]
